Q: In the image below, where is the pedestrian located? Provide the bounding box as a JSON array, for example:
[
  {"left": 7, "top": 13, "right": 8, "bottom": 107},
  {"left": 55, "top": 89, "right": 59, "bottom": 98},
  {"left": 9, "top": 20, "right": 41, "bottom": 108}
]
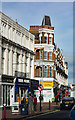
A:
[
  {"left": 23, "top": 95, "right": 26, "bottom": 103},
  {"left": 55, "top": 94, "right": 58, "bottom": 105},
  {"left": 28, "top": 93, "right": 33, "bottom": 114},
  {"left": 57, "top": 90, "right": 59, "bottom": 102},
  {"left": 33, "top": 95, "right": 37, "bottom": 112}
]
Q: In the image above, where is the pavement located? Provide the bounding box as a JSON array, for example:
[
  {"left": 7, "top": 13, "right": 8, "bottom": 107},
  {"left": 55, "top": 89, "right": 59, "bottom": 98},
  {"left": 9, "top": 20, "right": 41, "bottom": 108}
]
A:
[{"left": 1, "top": 102, "right": 60, "bottom": 120}]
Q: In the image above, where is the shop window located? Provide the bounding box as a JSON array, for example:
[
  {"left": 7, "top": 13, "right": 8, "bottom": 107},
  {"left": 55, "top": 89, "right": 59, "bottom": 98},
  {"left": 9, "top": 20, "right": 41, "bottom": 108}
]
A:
[{"left": 8, "top": 86, "right": 10, "bottom": 105}]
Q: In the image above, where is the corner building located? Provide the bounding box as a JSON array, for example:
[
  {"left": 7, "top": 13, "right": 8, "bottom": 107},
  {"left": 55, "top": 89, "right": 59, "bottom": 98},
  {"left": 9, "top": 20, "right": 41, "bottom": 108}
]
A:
[{"left": 29, "top": 16, "right": 68, "bottom": 102}]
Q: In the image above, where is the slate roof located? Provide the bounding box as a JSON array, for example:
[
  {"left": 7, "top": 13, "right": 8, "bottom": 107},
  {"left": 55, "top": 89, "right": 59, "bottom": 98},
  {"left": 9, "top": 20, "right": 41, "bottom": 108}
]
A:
[{"left": 42, "top": 15, "right": 51, "bottom": 26}]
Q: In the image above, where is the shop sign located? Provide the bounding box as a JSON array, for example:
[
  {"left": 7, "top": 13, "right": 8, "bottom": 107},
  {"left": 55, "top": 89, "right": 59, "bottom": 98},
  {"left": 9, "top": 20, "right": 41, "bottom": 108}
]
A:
[
  {"left": 2, "top": 78, "right": 13, "bottom": 83},
  {"left": 39, "top": 81, "right": 53, "bottom": 87},
  {"left": 43, "top": 90, "right": 52, "bottom": 102},
  {"left": 12, "top": 102, "right": 19, "bottom": 114},
  {"left": 18, "top": 79, "right": 29, "bottom": 83},
  {"left": 16, "top": 78, "right": 30, "bottom": 84}
]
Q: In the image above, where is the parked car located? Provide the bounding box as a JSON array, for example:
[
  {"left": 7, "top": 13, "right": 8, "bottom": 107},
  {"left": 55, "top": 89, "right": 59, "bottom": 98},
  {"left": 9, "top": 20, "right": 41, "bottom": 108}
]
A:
[
  {"left": 60, "top": 97, "right": 75, "bottom": 110},
  {"left": 69, "top": 105, "right": 75, "bottom": 120}
]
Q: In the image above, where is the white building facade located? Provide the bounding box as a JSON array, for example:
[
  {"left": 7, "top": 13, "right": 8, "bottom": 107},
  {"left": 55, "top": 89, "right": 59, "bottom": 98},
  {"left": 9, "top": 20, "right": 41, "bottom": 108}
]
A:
[{"left": 0, "top": 12, "right": 35, "bottom": 107}]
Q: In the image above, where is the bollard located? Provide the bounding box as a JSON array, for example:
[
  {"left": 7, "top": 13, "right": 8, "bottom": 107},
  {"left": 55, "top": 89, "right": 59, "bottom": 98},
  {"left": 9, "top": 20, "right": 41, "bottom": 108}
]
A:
[
  {"left": 49, "top": 99, "right": 51, "bottom": 110},
  {"left": 3, "top": 104, "right": 6, "bottom": 120}
]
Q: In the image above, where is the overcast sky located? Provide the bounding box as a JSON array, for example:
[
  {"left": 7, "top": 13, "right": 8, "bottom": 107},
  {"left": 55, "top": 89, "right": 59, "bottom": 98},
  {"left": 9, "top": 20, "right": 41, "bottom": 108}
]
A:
[{"left": 1, "top": 1, "right": 73, "bottom": 84}]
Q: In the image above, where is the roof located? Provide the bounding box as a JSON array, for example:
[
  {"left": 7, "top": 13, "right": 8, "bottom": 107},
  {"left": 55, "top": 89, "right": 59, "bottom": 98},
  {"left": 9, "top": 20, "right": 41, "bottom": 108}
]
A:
[{"left": 42, "top": 15, "right": 51, "bottom": 26}]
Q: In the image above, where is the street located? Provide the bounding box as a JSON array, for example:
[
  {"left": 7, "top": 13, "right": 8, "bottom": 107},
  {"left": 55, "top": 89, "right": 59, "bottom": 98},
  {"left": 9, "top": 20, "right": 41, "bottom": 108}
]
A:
[{"left": 25, "top": 110, "right": 70, "bottom": 120}]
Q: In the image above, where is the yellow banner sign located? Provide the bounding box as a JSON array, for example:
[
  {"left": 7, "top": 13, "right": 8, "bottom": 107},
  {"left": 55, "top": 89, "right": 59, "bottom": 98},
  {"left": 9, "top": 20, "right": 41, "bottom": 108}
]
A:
[{"left": 39, "top": 81, "right": 53, "bottom": 87}]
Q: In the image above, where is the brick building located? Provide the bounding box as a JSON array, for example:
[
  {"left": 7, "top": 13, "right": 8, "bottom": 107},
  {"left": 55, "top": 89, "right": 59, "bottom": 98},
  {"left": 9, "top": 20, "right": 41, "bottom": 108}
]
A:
[{"left": 29, "top": 15, "right": 68, "bottom": 102}]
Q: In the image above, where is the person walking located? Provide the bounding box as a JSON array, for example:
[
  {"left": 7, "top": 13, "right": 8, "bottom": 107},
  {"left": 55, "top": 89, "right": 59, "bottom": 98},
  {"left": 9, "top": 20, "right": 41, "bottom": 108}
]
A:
[
  {"left": 28, "top": 94, "right": 33, "bottom": 114},
  {"left": 33, "top": 95, "right": 37, "bottom": 112}
]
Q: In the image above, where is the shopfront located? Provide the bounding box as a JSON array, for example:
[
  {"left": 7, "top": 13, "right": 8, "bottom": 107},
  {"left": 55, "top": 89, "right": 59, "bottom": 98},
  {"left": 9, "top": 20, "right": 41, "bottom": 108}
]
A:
[
  {"left": 2, "top": 75, "right": 14, "bottom": 106},
  {"left": 15, "top": 77, "right": 30, "bottom": 104}
]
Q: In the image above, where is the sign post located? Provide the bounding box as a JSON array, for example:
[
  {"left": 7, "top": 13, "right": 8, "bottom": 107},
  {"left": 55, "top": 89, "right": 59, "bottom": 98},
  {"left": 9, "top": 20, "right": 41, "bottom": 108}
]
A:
[{"left": 38, "top": 85, "right": 43, "bottom": 111}]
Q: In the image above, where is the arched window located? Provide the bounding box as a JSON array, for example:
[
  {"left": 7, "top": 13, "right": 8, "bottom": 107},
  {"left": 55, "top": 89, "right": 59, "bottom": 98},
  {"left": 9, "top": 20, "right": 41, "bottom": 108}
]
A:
[
  {"left": 36, "top": 66, "right": 42, "bottom": 77},
  {"left": 49, "top": 67, "right": 52, "bottom": 77},
  {"left": 44, "top": 66, "right": 47, "bottom": 77}
]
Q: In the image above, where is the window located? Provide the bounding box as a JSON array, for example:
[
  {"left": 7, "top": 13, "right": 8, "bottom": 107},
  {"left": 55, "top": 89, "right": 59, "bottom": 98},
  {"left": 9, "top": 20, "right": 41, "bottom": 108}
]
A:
[
  {"left": 8, "top": 26, "right": 11, "bottom": 39},
  {"left": 25, "top": 55, "right": 28, "bottom": 73},
  {"left": 40, "top": 67, "right": 42, "bottom": 77},
  {"left": 44, "top": 51, "right": 47, "bottom": 59},
  {"left": 40, "top": 36, "right": 42, "bottom": 43},
  {"left": 40, "top": 50, "right": 42, "bottom": 59},
  {"left": 45, "top": 36, "right": 47, "bottom": 43},
  {"left": 49, "top": 52, "right": 52, "bottom": 60},
  {"left": 49, "top": 67, "right": 52, "bottom": 77},
  {"left": 13, "top": 29, "right": 15, "bottom": 41},
  {"left": 16, "top": 31, "right": 20, "bottom": 44},
  {"left": 49, "top": 37, "right": 52, "bottom": 44},
  {"left": 8, "top": 50, "right": 10, "bottom": 74},
  {"left": 16, "top": 53, "right": 19, "bottom": 71},
  {"left": 44, "top": 66, "right": 47, "bottom": 77},
  {"left": 2, "top": 48, "right": 5, "bottom": 73},
  {"left": 35, "top": 33, "right": 39, "bottom": 40},
  {"left": 22, "top": 55, "right": 24, "bottom": 72},
  {"left": 22, "top": 34, "right": 24, "bottom": 46},
  {"left": 2, "top": 23, "right": 6, "bottom": 37}
]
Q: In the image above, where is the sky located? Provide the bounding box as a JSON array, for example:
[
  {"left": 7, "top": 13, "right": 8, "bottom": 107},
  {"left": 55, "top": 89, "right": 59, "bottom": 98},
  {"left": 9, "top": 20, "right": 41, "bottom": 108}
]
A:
[{"left": 0, "top": 1, "right": 74, "bottom": 84}]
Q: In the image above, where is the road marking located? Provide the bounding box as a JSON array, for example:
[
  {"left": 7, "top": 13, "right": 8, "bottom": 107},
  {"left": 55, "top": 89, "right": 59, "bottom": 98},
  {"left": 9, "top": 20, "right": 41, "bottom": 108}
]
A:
[{"left": 25, "top": 110, "right": 60, "bottom": 119}]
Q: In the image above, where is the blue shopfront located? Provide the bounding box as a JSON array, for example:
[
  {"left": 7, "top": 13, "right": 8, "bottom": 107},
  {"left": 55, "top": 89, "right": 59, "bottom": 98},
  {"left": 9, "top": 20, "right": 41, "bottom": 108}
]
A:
[{"left": 15, "top": 77, "right": 30, "bottom": 104}]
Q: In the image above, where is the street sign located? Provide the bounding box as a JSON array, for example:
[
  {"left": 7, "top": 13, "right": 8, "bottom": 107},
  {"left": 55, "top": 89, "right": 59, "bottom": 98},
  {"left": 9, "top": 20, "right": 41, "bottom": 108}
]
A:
[{"left": 38, "top": 85, "right": 44, "bottom": 91}]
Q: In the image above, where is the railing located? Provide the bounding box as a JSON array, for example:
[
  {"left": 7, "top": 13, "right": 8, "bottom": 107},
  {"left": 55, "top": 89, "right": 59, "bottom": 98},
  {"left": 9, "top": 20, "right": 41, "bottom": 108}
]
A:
[
  {"left": 15, "top": 71, "right": 30, "bottom": 78},
  {"left": 35, "top": 75, "right": 56, "bottom": 78}
]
